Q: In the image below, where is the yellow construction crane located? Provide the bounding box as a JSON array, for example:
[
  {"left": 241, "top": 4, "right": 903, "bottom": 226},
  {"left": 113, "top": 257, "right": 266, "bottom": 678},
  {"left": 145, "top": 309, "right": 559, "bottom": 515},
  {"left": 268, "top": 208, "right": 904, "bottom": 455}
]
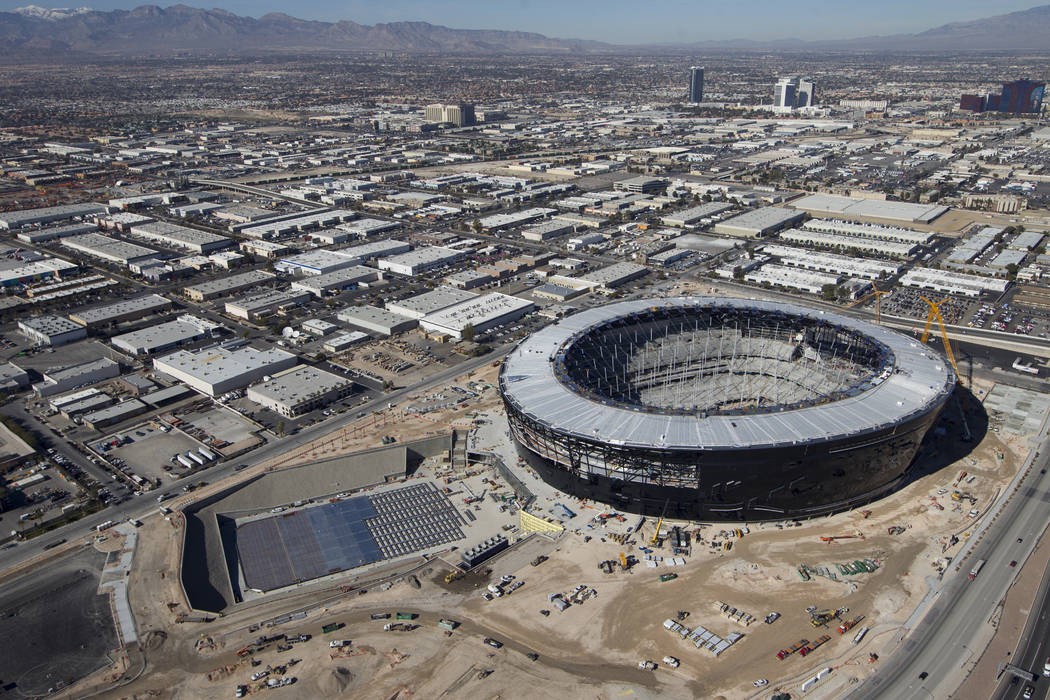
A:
[
  {"left": 919, "top": 296, "right": 961, "bottom": 380},
  {"left": 651, "top": 499, "right": 670, "bottom": 546},
  {"left": 844, "top": 283, "right": 891, "bottom": 325}
]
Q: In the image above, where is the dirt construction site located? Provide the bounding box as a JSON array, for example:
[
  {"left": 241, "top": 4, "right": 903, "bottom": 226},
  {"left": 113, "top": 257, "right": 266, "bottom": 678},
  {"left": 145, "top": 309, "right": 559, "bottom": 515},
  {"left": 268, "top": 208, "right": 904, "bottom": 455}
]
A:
[{"left": 40, "top": 357, "right": 1048, "bottom": 700}]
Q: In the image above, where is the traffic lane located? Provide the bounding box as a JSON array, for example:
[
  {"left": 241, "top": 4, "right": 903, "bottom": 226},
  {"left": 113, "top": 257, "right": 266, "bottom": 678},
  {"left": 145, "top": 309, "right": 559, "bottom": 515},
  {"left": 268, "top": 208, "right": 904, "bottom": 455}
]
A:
[
  {"left": 994, "top": 561, "right": 1050, "bottom": 700},
  {"left": 849, "top": 446, "right": 1050, "bottom": 700}
]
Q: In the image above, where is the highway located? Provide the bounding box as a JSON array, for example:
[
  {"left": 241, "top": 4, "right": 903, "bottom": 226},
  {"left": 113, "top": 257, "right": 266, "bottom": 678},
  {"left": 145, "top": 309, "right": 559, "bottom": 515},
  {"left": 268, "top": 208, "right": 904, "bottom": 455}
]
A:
[
  {"left": 0, "top": 344, "right": 510, "bottom": 576},
  {"left": 847, "top": 427, "right": 1050, "bottom": 700},
  {"left": 992, "top": 556, "right": 1050, "bottom": 699}
]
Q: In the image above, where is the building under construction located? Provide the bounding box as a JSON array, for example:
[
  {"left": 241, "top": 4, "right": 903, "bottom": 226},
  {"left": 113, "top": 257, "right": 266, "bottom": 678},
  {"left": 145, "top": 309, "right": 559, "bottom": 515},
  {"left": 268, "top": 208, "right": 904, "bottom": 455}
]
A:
[{"left": 499, "top": 297, "right": 956, "bottom": 520}]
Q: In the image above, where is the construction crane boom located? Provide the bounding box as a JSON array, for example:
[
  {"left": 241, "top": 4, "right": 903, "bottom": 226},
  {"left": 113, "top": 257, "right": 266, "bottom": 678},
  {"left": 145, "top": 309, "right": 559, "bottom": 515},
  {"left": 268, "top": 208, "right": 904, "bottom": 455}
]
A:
[
  {"left": 919, "top": 296, "right": 961, "bottom": 380},
  {"left": 844, "top": 283, "right": 890, "bottom": 325}
]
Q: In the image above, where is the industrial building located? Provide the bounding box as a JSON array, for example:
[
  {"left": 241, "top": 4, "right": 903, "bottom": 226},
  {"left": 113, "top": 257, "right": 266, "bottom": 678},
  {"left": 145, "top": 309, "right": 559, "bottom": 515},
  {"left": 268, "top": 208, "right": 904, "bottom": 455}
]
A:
[
  {"left": 128, "top": 221, "right": 231, "bottom": 254},
  {"left": 111, "top": 315, "right": 223, "bottom": 355},
  {"left": 419, "top": 292, "right": 535, "bottom": 340},
  {"left": 184, "top": 270, "right": 276, "bottom": 302},
  {"left": 290, "top": 265, "right": 380, "bottom": 297},
  {"left": 790, "top": 193, "right": 948, "bottom": 225},
  {"left": 15, "top": 222, "right": 96, "bottom": 244},
  {"left": 275, "top": 249, "right": 363, "bottom": 276},
  {"left": 899, "top": 267, "right": 1011, "bottom": 297},
  {"left": 68, "top": 293, "right": 173, "bottom": 327},
  {"left": 153, "top": 344, "right": 298, "bottom": 397},
  {"left": 778, "top": 228, "right": 917, "bottom": 259},
  {"left": 323, "top": 331, "right": 369, "bottom": 353},
  {"left": 0, "top": 362, "right": 29, "bottom": 392},
  {"left": 500, "top": 298, "right": 954, "bottom": 520},
  {"left": 246, "top": 365, "right": 355, "bottom": 417},
  {"left": 33, "top": 358, "right": 121, "bottom": 397},
  {"left": 239, "top": 209, "right": 358, "bottom": 240},
  {"left": 378, "top": 246, "right": 464, "bottom": 276},
  {"left": 762, "top": 244, "right": 900, "bottom": 280},
  {"left": 800, "top": 219, "right": 932, "bottom": 246},
  {"left": 712, "top": 207, "right": 805, "bottom": 238},
  {"left": 336, "top": 305, "right": 418, "bottom": 336},
  {"left": 83, "top": 399, "right": 147, "bottom": 430},
  {"left": 661, "top": 202, "right": 735, "bottom": 228},
  {"left": 61, "top": 233, "right": 158, "bottom": 266},
  {"left": 522, "top": 220, "right": 575, "bottom": 242},
  {"left": 576, "top": 262, "right": 649, "bottom": 290},
  {"left": 339, "top": 239, "right": 412, "bottom": 261},
  {"left": 0, "top": 257, "right": 79, "bottom": 287},
  {"left": 386, "top": 286, "right": 477, "bottom": 320},
  {"left": 745, "top": 262, "right": 841, "bottom": 294},
  {"left": 18, "top": 315, "right": 87, "bottom": 346},
  {"left": 336, "top": 218, "right": 401, "bottom": 237},
  {"left": 225, "top": 289, "right": 312, "bottom": 321},
  {"left": 478, "top": 208, "right": 556, "bottom": 232},
  {"left": 0, "top": 202, "right": 108, "bottom": 230}
]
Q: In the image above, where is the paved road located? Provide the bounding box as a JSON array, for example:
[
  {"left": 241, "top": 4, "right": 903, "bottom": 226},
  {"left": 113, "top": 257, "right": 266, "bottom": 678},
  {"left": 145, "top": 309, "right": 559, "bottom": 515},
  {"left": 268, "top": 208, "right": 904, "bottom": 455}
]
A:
[
  {"left": 0, "top": 345, "right": 509, "bottom": 576},
  {"left": 992, "top": 556, "right": 1050, "bottom": 700},
  {"left": 846, "top": 430, "right": 1050, "bottom": 700}
]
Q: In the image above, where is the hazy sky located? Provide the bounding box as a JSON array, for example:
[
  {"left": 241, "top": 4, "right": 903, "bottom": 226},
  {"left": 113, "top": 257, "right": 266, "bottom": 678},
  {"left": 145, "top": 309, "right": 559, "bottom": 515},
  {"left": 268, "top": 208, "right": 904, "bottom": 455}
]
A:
[{"left": 3, "top": 0, "right": 1043, "bottom": 43}]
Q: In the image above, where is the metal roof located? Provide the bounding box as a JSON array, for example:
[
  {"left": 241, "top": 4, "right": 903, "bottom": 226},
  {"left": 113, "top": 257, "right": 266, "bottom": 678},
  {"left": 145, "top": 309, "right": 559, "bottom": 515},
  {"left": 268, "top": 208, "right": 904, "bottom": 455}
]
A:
[{"left": 500, "top": 297, "right": 954, "bottom": 451}]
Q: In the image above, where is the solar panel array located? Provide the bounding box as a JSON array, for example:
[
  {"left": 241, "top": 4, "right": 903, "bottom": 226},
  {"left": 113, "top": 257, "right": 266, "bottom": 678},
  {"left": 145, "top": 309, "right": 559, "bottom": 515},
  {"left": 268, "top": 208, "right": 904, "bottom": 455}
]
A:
[{"left": 236, "top": 482, "right": 466, "bottom": 592}]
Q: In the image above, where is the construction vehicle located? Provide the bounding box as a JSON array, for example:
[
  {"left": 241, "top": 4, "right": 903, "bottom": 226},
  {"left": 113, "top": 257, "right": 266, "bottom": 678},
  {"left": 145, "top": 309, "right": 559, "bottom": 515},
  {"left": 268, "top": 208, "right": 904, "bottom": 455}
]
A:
[
  {"left": 929, "top": 498, "right": 944, "bottom": 511},
  {"left": 861, "top": 510, "right": 872, "bottom": 519},
  {"left": 809, "top": 609, "right": 838, "bottom": 627},
  {"left": 651, "top": 498, "right": 669, "bottom": 546},
  {"left": 799, "top": 635, "right": 833, "bottom": 657},
  {"left": 445, "top": 570, "right": 464, "bottom": 584},
  {"left": 887, "top": 526, "right": 906, "bottom": 536},
  {"left": 530, "top": 555, "right": 548, "bottom": 567},
  {"left": 820, "top": 533, "right": 864, "bottom": 543},
  {"left": 659, "top": 573, "right": 678, "bottom": 582},
  {"left": 837, "top": 615, "right": 865, "bottom": 634},
  {"left": 619, "top": 552, "right": 628, "bottom": 568}
]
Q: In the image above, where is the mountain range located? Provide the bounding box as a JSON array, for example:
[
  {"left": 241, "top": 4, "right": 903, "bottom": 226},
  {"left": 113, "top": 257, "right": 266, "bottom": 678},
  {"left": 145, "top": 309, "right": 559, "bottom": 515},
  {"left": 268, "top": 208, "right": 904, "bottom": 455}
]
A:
[{"left": 1, "top": 3, "right": 1050, "bottom": 55}]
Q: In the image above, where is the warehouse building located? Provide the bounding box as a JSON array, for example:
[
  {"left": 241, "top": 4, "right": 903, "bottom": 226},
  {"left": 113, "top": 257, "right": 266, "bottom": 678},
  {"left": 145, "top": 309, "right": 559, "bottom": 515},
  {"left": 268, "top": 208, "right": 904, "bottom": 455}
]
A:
[
  {"left": 128, "top": 221, "right": 231, "bottom": 254},
  {"left": 302, "top": 319, "right": 338, "bottom": 336},
  {"left": 153, "top": 344, "right": 298, "bottom": 397},
  {"left": 184, "top": 270, "right": 276, "bottom": 302},
  {"left": 521, "top": 220, "right": 575, "bottom": 242},
  {"left": 761, "top": 244, "right": 900, "bottom": 279},
  {"left": 323, "top": 331, "right": 369, "bottom": 353},
  {"left": 800, "top": 218, "right": 932, "bottom": 246},
  {"left": 576, "top": 262, "right": 649, "bottom": 290},
  {"left": 532, "top": 283, "right": 585, "bottom": 302},
  {"left": 53, "top": 389, "right": 115, "bottom": 419},
  {"left": 386, "top": 286, "right": 477, "bottom": 320},
  {"left": 661, "top": 202, "right": 736, "bottom": 228},
  {"left": 790, "top": 193, "right": 948, "bottom": 225},
  {"left": 419, "top": 292, "right": 535, "bottom": 340},
  {"left": 33, "top": 358, "right": 121, "bottom": 397},
  {"left": 899, "top": 267, "right": 1010, "bottom": 297},
  {"left": 478, "top": 208, "right": 556, "bottom": 232},
  {"left": 745, "top": 263, "right": 841, "bottom": 294},
  {"left": 239, "top": 240, "right": 294, "bottom": 260},
  {"left": 83, "top": 399, "right": 148, "bottom": 430},
  {"left": 68, "top": 293, "right": 172, "bottom": 328},
  {"left": 0, "top": 362, "right": 30, "bottom": 392},
  {"left": 778, "top": 228, "right": 917, "bottom": 258},
  {"left": 339, "top": 239, "right": 412, "bottom": 261},
  {"left": 989, "top": 248, "right": 1026, "bottom": 270},
  {"left": 947, "top": 227, "right": 999, "bottom": 265},
  {"left": 275, "top": 249, "right": 363, "bottom": 276},
  {"left": 61, "top": 233, "right": 158, "bottom": 266},
  {"left": 15, "top": 222, "right": 96, "bottom": 244},
  {"left": 711, "top": 207, "right": 805, "bottom": 238},
  {"left": 337, "top": 218, "right": 401, "bottom": 237},
  {"left": 246, "top": 365, "right": 355, "bottom": 417},
  {"left": 291, "top": 265, "right": 380, "bottom": 297},
  {"left": 18, "top": 315, "right": 87, "bottom": 346},
  {"left": 1010, "top": 231, "right": 1045, "bottom": 251},
  {"left": 239, "top": 209, "right": 358, "bottom": 240},
  {"left": 445, "top": 269, "right": 493, "bottom": 290},
  {"left": 336, "top": 305, "right": 418, "bottom": 336},
  {"left": 0, "top": 202, "right": 108, "bottom": 230},
  {"left": 0, "top": 257, "right": 79, "bottom": 287},
  {"left": 378, "top": 246, "right": 464, "bottom": 276},
  {"left": 225, "top": 289, "right": 312, "bottom": 321},
  {"left": 111, "top": 315, "right": 223, "bottom": 355}
]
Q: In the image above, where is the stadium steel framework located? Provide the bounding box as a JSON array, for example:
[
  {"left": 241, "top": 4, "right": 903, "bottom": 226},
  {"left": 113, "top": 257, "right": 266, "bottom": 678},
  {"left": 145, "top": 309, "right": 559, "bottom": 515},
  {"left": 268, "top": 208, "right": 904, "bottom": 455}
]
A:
[{"left": 499, "top": 297, "right": 956, "bottom": 520}]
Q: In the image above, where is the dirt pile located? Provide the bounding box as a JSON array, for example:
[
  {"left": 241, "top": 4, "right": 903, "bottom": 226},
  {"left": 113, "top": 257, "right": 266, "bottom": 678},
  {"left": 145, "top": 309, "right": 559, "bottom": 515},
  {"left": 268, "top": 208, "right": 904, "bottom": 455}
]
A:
[{"left": 316, "top": 666, "right": 354, "bottom": 696}]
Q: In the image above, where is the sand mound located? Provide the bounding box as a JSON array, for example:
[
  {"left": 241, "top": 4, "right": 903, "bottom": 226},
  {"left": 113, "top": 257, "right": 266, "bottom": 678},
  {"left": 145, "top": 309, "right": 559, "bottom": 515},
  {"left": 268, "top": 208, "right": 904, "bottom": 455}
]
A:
[
  {"left": 317, "top": 667, "right": 354, "bottom": 696},
  {"left": 142, "top": 630, "right": 167, "bottom": 651}
]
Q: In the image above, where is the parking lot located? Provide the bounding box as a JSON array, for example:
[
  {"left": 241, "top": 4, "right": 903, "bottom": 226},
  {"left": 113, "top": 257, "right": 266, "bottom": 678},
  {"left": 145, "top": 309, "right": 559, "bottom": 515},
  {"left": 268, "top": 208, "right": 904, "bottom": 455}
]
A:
[{"left": 96, "top": 423, "right": 205, "bottom": 486}]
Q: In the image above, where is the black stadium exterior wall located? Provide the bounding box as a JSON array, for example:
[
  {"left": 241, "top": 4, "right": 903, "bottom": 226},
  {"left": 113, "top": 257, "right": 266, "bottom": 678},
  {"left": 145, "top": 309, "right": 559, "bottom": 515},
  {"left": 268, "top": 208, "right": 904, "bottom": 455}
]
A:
[{"left": 505, "top": 396, "right": 949, "bottom": 521}]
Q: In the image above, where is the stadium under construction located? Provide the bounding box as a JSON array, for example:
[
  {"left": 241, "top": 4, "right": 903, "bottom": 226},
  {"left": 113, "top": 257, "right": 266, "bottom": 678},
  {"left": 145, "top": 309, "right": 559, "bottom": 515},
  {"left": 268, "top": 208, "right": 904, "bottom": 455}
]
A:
[{"left": 499, "top": 297, "right": 956, "bottom": 520}]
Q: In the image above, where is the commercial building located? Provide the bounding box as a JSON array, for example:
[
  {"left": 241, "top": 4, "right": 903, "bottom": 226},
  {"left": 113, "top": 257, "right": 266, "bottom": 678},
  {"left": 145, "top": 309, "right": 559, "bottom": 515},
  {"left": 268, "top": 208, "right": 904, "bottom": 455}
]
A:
[
  {"left": 963, "top": 79, "right": 1045, "bottom": 114},
  {"left": 61, "top": 233, "right": 158, "bottom": 266},
  {"left": 111, "top": 315, "right": 223, "bottom": 355},
  {"left": 247, "top": 365, "right": 355, "bottom": 417},
  {"left": 445, "top": 269, "right": 493, "bottom": 290},
  {"left": 68, "top": 293, "right": 172, "bottom": 328},
  {"left": 323, "top": 331, "right": 369, "bottom": 353},
  {"left": 291, "top": 265, "right": 380, "bottom": 297},
  {"left": 336, "top": 305, "right": 418, "bottom": 336},
  {"left": 0, "top": 202, "right": 108, "bottom": 230},
  {"left": 419, "top": 292, "right": 535, "bottom": 340},
  {"left": 275, "top": 249, "right": 363, "bottom": 276},
  {"left": 225, "top": 289, "right": 312, "bottom": 321},
  {"left": 522, "top": 220, "right": 575, "bottom": 242},
  {"left": 153, "top": 344, "right": 298, "bottom": 397},
  {"left": 711, "top": 207, "right": 805, "bottom": 238},
  {"left": 378, "top": 246, "right": 464, "bottom": 276},
  {"left": 0, "top": 257, "right": 79, "bottom": 287},
  {"left": 18, "top": 315, "right": 87, "bottom": 346},
  {"left": 184, "top": 270, "right": 276, "bottom": 302},
  {"left": 775, "top": 77, "right": 816, "bottom": 108},
  {"left": 239, "top": 240, "right": 294, "bottom": 260},
  {"left": 386, "top": 286, "right": 477, "bottom": 320},
  {"left": 302, "top": 319, "right": 338, "bottom": 336},
  {"left": 899, "top": 267, "right": 1010, "bottom": 297},
  {"left": 500, "top": 298, "right": 954, "bottom": 520},
  {"left": 576, "top": 262, "right": 649, "bottom": 290},
  {"left": 128, "top": 221, "right": 231, "bottom": 254},
  {"left": 688, "top": 66, "right": 704, "bottom": 104},
  {"left": 34, "top": 358, "right": 121, "bottom": 397},
  {"left": 614, "top": 177, "right": 669, "bottom": 195},
  {"left": 661, "top": 202, "right": 735, "bottom": 228},
  {"left": 424, "top": 103, "right": 476, "bottom": 127}
]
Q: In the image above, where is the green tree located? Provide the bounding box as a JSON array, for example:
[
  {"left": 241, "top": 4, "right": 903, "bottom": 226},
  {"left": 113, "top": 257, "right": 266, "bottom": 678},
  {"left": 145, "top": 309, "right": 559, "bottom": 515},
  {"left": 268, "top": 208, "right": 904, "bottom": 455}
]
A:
[
  {"left": 276, "top": 421, "right": 285, "bottom": 437},
  {"left": 461, "top": 323, "right": 475, "bottom": 342},
  {"left": 732, "top": 267, "right": 745, "bottom": 281},
  {"left": 821, "top": 284, "right": 838, "bottom": 301}
]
